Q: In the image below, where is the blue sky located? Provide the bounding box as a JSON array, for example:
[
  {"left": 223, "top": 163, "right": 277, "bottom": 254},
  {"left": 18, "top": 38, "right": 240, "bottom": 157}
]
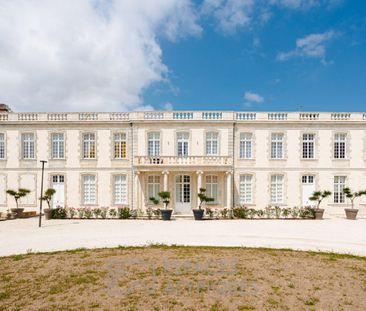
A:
[
  {"left": 0, "top": 1, "right": 365, "bottom": 112},
  {"left": 145, "top": 0, "right": 366, "bottom": 112}
]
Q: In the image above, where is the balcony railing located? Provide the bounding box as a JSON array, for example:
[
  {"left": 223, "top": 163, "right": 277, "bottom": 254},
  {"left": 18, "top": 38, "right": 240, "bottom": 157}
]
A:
[
  {"left": 1, "top": 111, "right": 366, "bottom": 123},
  {"left": 135, "top": 156, "right": 233, "bottom": 166}
]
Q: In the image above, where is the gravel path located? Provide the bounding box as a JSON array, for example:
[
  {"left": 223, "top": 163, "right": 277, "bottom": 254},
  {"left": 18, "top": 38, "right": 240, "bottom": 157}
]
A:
[{"left": 1, "top": 217, "right": 366, "bottom": 256}]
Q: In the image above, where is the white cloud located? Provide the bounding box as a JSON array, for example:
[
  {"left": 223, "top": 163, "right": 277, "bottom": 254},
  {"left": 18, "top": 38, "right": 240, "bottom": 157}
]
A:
[
  {"left": 0, "top": 0, "right": 201, "bottom": 112},
  {"left": 269, "top": 0, "right": 321, "bottom": 9},
  {"left": 163, "top": 102, "right": 173, "bottom": 110},
  {"left": 244, "top": 91, "right": 264, "bottom": 105},
  {"left": 277, "top": 30, "right": 337, "bottom": 63},
  {"left": 202, "top": 0, "right": 254, "bottom": 33}
]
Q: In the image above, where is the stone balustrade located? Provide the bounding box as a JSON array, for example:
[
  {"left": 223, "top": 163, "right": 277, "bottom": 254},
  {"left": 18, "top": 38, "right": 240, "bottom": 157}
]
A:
[{"left": 135, "top": 156, "right": 233, "bottom": 166}]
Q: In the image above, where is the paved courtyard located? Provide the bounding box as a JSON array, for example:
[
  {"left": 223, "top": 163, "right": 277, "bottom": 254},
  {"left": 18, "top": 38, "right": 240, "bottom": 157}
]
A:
[{"left": 1, "top": 217, "right": 366, "bottom": 256}]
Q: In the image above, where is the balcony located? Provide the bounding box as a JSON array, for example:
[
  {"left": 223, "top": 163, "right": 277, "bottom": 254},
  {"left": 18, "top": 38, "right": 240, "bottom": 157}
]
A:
[{"left": 135, "top": 156, "right": 233, "bottom": 168}]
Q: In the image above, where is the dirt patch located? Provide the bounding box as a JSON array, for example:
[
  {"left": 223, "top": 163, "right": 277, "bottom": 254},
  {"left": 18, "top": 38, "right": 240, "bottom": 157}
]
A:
[{"left": 0, "top": 246, "right": 366, "bottom": 310}]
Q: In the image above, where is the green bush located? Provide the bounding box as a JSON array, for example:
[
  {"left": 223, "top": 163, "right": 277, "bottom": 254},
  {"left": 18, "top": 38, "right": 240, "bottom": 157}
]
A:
[
  {"left": 232, "top": 206, "right": 250, "bottom": 219},
  {"left": 51, "top": 207, "right": 67, "bottom": 219},
  {"left": 118, "top": 207, "right": 131, "bottom": 219}
]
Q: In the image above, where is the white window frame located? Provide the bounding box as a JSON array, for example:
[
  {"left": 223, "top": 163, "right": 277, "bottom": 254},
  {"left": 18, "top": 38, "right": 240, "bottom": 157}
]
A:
[
  {"left": 334, "top": 133, "right": 346, "bottom": 159},
  {"left": 334, "top": 176, "right": 346, "bottom": 203},
  {"left": 302, "top": 133, "right": 315, "bottom": 159},
  {"left": 239, "top": 175, "right": 253, "bottom": 204},
  {"left": 51, "top": 133, "right": 65, "bottom": 159},
  {"left": 114, "top": 175, "right": 127, "bottom": 205},
  {"left": 113, "top": 132, "right": 127, "bottom": 159},
  {"left": 0, "top": 133, "right": 5, "bottom": 159},
  {"left": 147, "top": 175, "right": 160, "bottom": 203},
  {"left": 271, "top": 174, "right": 284, "bottom": 204},
  {"left": 177, "top": 132, "right": 189, "bottom": 157},
  {"left": 21, "top": 133, "right": 35, "bottom": 159},
  {"left": 240, "top": 133, "right": 253, "bottom": 159},
  {"left": 270, "top": 133, "right": 284, "bottom": 159},
  {"left": 82, "top": 133, "right": 96, "bottom": 159},
  {"left": 147, "top": 132, "right": 160, "bottom": 157},
  {"left": 82, "top": 175, "right": 96, "bottom": 205},
  {"left": 205, "top": 175, "right": 218, "bottom": 203},
  {"left": 206, "top": 132, "right": 218, "bottom": 156}
]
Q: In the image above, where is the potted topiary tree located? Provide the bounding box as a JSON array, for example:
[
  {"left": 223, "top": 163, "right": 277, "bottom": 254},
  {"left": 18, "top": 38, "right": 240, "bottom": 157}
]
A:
[
  {"left": 309, "top": 190, "right": 332, "bottom": 220},
  {"left": 158, "top": 191, "right": 172, "bottom": 220},
  {"left": 40, "top": 188, "right": 56, "bottom": 220},
  {"left": 342, "top": 187, "right": 366, "bottom": 220},
  {"left": 193, "top": 188, "right": 214, "bottom": 220},
  {"left": 6, "top": 188, "right": 30, "bottom": 218}
]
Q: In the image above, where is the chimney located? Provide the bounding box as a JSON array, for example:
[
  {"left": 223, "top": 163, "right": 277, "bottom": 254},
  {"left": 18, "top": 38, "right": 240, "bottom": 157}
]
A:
[{"left": 0, "top": 103, "right": 11, "bottom": 112}]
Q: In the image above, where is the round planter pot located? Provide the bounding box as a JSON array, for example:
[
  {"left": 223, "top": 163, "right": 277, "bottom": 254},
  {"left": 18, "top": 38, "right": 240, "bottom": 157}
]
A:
[
  {"left": 10, "top": 208, "right": 24, "bottom": 218},
  {"left": 160, "top": 209, "right": 173, "bottom": 221},
  {"left": 192, "top": 209, "right": 204, "bottom": 220},
  {"left": 314, "top": 209, "right": 325, "bottom": 220},
  {"left": 344, "top": 208, "right": 358, "bottom": 220},
  {"left": 44, "top": 209, "right": 52, "bottom": 220}
]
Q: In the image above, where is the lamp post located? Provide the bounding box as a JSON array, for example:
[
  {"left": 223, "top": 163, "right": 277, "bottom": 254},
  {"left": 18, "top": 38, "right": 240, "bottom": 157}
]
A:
[{"left": 39, "top": 160, "right": 47, "bottom": 228}]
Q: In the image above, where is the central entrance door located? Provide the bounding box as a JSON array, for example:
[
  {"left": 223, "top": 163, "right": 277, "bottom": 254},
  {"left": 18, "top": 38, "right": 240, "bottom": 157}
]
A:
[
  {"left": 302, "top": 175, "right": 315, "bottom": 206},
  {"left": 52, "top": 175, "right": 65, "bottom": 208},
  {"left": 175, "top": 175, "right": 191, "bottom": 214}
]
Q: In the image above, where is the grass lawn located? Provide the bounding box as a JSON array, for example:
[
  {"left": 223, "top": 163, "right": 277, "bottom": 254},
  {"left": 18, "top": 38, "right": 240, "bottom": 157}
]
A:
[{"left": 1, "top": 246, "right": 366, "bottom": 311}]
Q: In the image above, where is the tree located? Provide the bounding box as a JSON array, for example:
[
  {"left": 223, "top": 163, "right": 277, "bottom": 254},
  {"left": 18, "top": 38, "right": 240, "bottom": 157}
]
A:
[
  {"left": 309, "top": 190, "right": 332, "bottom": 209},
  {"left": 158, "top": 191, "right": 171, "bottom": 209},
  {"left": 343, "top": 187, "right": 366, "bottom": 209},
  {"left": 6, "top": 188, "right": 31, "bottom": 209},
  {"left": 197, "top": 188, "right": 214, "bottom": 210},
  {"left": 40, "top": 188, "right": 56, "bottom": 209}
]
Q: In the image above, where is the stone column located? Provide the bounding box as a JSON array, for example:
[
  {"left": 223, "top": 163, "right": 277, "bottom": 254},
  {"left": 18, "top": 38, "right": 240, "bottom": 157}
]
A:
[
  {"left": 196, "top": 170, "right": 203, "bottom": 208},
  {"left": 134, "top": 171, "right": 140, "bottom": 210},
  {"left": 226, "top": 171, "right": 232, "bottom": 209},
  {"left": 162, "top": 171, "right": 169, "bottom": 191}
]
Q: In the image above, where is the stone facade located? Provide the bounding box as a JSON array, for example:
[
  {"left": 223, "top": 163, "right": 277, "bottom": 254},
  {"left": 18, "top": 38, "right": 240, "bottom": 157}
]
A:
[{"left": 0, "top": 111, "right": 366, "bottom": 216}]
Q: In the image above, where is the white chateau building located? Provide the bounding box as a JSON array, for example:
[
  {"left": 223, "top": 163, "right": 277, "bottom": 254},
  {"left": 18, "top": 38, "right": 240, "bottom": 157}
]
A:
[{"left": 1, "top": 106, "right": 366, "bottom": 216}]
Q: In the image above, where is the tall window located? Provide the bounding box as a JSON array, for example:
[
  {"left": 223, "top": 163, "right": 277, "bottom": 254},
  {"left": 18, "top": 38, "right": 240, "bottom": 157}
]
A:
[
  {"left": 147, "top": 132, "right": 160, "bottom": 156},
  {"left": 82, "top": 133, "right": 96, "bottom": 159},
  {"left": 22, "top": 133, "right": 35, "bottom": 159},
  {"left": 239, "top": 175, "right": 252, "bottom": 204},
  {"left": 271, "top": 175, "right": 284, "bottom": 203},
  {"left": 0, "top": 133, "right": 5, "bottom": 159},
  {"left": 206, "top": 175, "right": 218, "bottom": 203},
  {"left": 148, "top": 175, "right": 160, "bottom": 202},
  {"left": 83, "top": 175, "right": 96, "bottom": 204},
  {"left": 114, "top": 175, "right": 127, "bottom": 204},
  {"left": 334, "top": 176, "right": 346, "bottom": 203},
  {"left": 177, "top": 132, "right": 189, "bottom": 157},
  {"left": 51, "top": 133, "right": 65, "bottom": 159},
  {"left": 334, "top": 133, "right": 346, "bottom": 159},
  {"left": 206, "top": 132, "right": 218, "bottom": 155},
  {"left": 114, "top": 133, "right": 127, "bottom": 159},
  {"left": 271, "top": 133, "right": 284, "bottom": 159},
  {"left": 302, "top": 134, "right": 314, "bottom": 159},
  {"left": 240, "top": 133, "right": 252, "bottom": 159}
]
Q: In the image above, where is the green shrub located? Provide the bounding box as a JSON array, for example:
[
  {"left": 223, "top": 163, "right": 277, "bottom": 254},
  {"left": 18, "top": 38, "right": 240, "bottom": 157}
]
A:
[
  {"left": 118, "top": 207, "right": 131, "bottom": 219},
  {"left": 84, "top": 208, "right": 93, "bottom": 219},
  {"left": 51, "top": 207, "right": 67, "bottom": 219},
  {"left": 109, "top": 208, "right": 117, "bottom": 218},
  {"left": 232, "top": 206, "right": 250, "bottom": 219}
]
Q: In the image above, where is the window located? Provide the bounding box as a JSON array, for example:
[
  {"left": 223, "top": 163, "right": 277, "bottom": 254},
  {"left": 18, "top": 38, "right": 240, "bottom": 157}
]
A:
[
  {"left": 334, "top": 176, "right": 346, "bottom": 203},
  {"left": 82, "top": 133, "right": 96, "bottom": 159},
  {"left": 240, "top": 175, "right": 252, "bottom": 204},
  {"left": 147, "top": 132, "right": 160, "bottom": 156},
  {"left": 51, "top": 133, "right": 65, "bottom": 159},
  {"left": 114, "top": 133, "right": 127, "bottom": 159},
  {"left": 114, "top": 175, "right": 127, "bottom": 204},
  {"left": 148, "top": 176, "right": 160, "bottom": 202},
  {"left": 22, "top": 133, "right": 35, "bottom": 159},
  {"left": 0, "top": 133, "right": 5, "bottom": 159},
  {"left": 206, "top": 175, "right": 218, "bottom": 203},
  {"left": 271, "top": 175, "right": 284, "bottom": 203},
  {"left": 271, "top": 133, "right": 284, "bottom": 159},
  {"left": 82, "top": 175, "right": 96, "bottom": 204},
  {"left": 302, "top": 175, "right": 314, "bottom": 184},
  {"left": 302, "top": 134, "right": 315, "bottom": 159},
  {"left": 206, "top": 132, "right": 218, "bottom": 155},
  {"left": 334, "top": 133, "right": 346, "bottom": 159},
  {"left": 177, "top": 132, "right": 189, "bottom": 157},
  {"left": 240, "top": 133, "right": 253, "bottom": 159}
]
